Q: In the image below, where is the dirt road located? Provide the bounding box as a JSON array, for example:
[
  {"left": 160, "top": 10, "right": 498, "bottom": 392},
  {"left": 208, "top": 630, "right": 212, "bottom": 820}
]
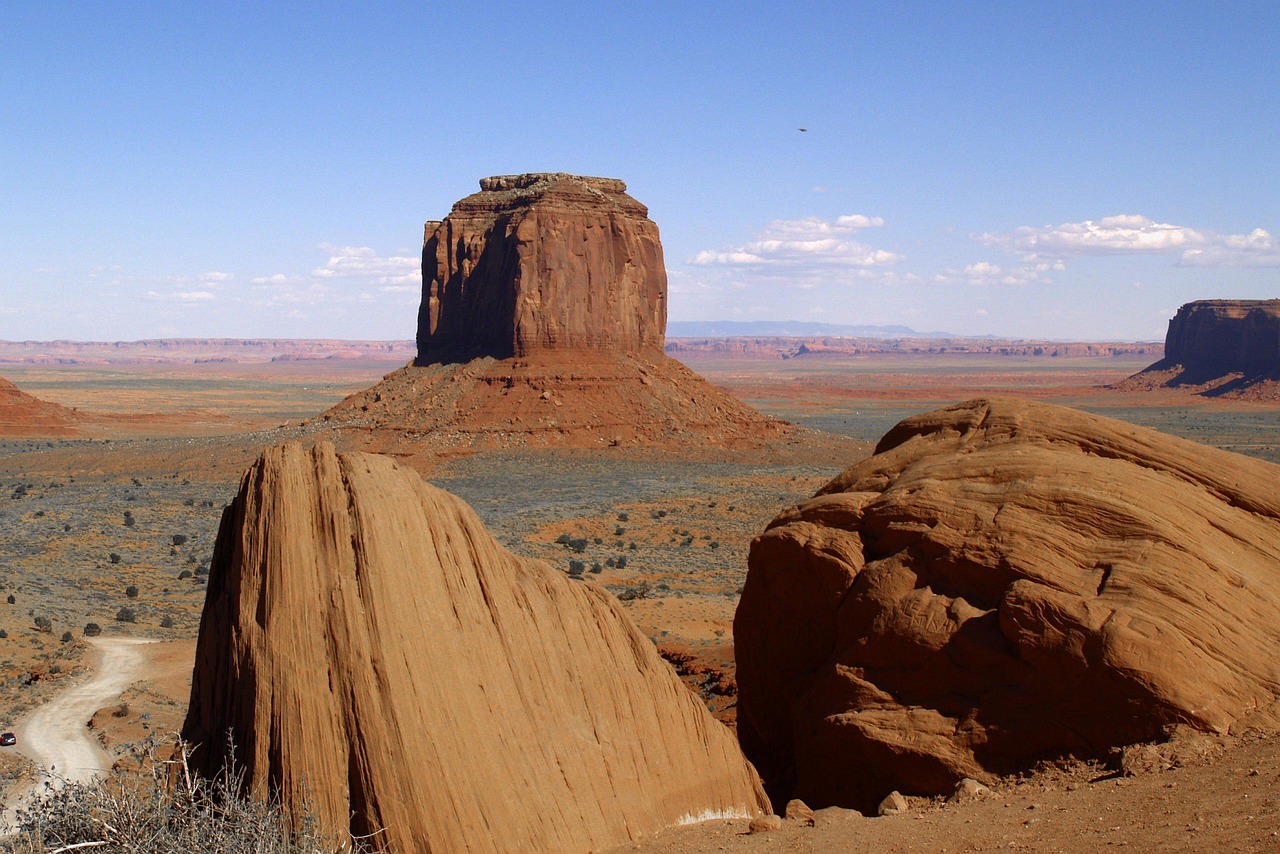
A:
[{"left": 1, "top": 637, "right": 157, "bottom": 828}]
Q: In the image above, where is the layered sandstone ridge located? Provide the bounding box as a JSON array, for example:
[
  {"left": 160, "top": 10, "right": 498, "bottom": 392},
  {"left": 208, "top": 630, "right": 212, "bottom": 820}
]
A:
[
  {"left": 417, "top": 173, "right": 666, "bottom": 362},
  {"left": 183, "top": 441, "right": 768, "bottom": 852},
  {"left": 735, "top": 399, "right": 1280, "bottom": 812}
]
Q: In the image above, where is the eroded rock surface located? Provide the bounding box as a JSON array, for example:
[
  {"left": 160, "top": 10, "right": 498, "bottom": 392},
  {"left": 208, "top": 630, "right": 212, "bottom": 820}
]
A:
[
  {"left": 418, "top": 173, "right": 666, "bottom": 362},
  {"left": 321, "top": 173, "right": 801, "bottom": 457},
  {"left": 183, "top": 441, "right": 768, "bottom": 852},
  {"left": 1115, "top": 300, "right": 1280, "bottom": 400},
  {"left": 735, "top": 398, "right": 1280, "bottom": 811},
  {"left": 1164, "top": 299, "right": 1280, "bottom": 372}
]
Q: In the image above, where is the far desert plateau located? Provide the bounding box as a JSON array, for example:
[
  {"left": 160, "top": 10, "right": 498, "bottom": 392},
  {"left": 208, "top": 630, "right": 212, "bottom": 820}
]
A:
[{"left": 2, "top": 175, "right": 1279, "bottom": 852}]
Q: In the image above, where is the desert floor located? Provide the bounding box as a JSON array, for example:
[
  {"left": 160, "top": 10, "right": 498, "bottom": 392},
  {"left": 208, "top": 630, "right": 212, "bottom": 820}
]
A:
[{"left": 1, "top": 347, "right": 1278, "bottom": 851}]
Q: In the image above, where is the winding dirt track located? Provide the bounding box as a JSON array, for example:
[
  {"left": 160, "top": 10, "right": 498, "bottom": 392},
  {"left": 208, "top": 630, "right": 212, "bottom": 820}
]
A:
[{"left": 2, "top": 637, "right": 156, "bottom": 828}]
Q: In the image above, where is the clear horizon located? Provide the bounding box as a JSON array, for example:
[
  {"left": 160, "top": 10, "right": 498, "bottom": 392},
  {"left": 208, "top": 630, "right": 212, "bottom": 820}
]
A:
[{"left": 3, "top": 3, "right": 1277, "bottom": 342}]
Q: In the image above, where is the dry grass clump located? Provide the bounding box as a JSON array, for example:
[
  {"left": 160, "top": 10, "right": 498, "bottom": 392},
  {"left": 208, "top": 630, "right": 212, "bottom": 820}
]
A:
[{"left": 3, "top": 741, "right": 366, "bottom": 854}]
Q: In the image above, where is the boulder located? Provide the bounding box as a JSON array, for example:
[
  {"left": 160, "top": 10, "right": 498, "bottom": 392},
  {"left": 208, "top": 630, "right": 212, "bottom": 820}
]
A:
[
  {"left": 418, "top": 173, "right": 666, "bottom": 363},
  {"left": 183, "top": 441, "right": 768, "bottom": 852},
  {"left": 735, "top": 398, "right": 1280, "bottom": 812}
]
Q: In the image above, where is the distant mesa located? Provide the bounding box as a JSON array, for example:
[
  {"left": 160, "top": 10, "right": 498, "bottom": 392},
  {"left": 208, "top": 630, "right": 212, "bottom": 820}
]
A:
[
  {"left": 0, "top": 376, "right": 81, "bottom": 436},
  {"left": 183, "top": 441, "right": 769, "bottom": 851},
  {"left": 1115, "top": 299, "right": 1280, "bottom": 400},
  {"left": 735, "top": 398, "right": 1280, "bottom": 812},
  {"left": 320, "top": 173, "right": 797, "bottom": 456}
]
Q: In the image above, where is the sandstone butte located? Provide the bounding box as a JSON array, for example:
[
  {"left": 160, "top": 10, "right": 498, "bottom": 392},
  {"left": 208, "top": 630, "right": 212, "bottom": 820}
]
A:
[
  {"left": 734, "top": 398, "right": 1280, "bottom": 813},
  {"left": 182, "top": 441, "right": 769, "bottom": 853},
  {"left": 0, "top": 376, "right": 81, "bottom": 436},
  {"left": 1115, "top": 299, "right": 1280, "bottom": 400},
  {"left": 319, "top": 173, "right": 794, "bottom": 457}
]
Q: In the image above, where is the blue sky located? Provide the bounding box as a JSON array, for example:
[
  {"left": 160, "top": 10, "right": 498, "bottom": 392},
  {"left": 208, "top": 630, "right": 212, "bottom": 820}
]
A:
[{"left": 3, "top": 2, "right": 1278, "bottom": 341}]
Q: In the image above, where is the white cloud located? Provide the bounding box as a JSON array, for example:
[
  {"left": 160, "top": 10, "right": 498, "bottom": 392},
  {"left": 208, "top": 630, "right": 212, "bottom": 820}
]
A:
[
  {"left": 690, "top": 215, "right": 900, "bottom": 273},
  {"left": 934, "top": 259, "right": 1061, "bottom": 286},
  {"left": 144, "top": 290, "right": 216, "bottom": 302},
  {"left": 1179, "top": 228, "right": 1280, "bottom": 267},
  {"left": 199, "top": 271, "right": 233, "bottom": 283},
  {"left": 978, "top": 215, "right": 1206, "bottom": 256},
  {"left": 250, "top": 273, "right": 301, "bottom": 285},
  {"left": 311, "top": 244, "right": 420, "bottom": 285}
]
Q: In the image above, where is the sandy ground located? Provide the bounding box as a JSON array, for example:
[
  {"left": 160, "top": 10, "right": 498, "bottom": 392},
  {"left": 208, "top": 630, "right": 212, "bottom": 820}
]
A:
[{"left": 0, "top": 638, "right": 157, "bottom": 830}]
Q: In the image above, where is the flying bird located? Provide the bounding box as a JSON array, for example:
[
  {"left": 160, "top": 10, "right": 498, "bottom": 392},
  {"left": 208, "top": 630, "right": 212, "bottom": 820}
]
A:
[{"left": 798, "top": 127, "right": 808, "bottom": 132}]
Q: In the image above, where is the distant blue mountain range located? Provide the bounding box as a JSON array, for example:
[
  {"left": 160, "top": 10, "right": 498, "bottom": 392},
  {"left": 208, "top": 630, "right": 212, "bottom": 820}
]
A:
[{"left": 666, "top": 320, "right": 953, "bottom": 338}]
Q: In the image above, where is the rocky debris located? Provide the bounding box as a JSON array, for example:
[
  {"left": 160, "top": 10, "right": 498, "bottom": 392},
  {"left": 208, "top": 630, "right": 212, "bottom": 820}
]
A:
[
  {"left": 747, "top": 814, "right": 784, "bottom": 833},
  {"left": 0, "top": 377, "right": 81, "bottom": 436},
  {"left": 735, "top": 398, "right": 1280, "bottom": 813},
  {"left": 948, "top": 778, "right": 992, "bottom": 804},
  {"left": 183, "top": 441, "right": 768, "bottom": 853},
  {"left": 785, "top": 798, "right": 815, "bottom": 826},
  {"left": 1115, "top": 300, "right": 1280, "bottom": 399},
  {"left": 877, "top": 791, "right": 909, "bottom": 816},
  {"left": 320, "top": 174, "right": 799, "bottom": 456},
  {"left": 1120, "top": 727, "right": 1225, "bottom": 777},
  {"left": 418, "top": 173, "right": 665, "bottom": 363}
]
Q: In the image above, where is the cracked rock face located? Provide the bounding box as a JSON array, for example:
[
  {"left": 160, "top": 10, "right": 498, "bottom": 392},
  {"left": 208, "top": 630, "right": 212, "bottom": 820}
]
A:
[
  {"left": 734, "top": 398, "right": 1280, "bottom": 811},
  {"left": 183, "top": 441, "right": 767, "bottom": 852},
  {"left": 417, "top": 173, "right": 667, "bottom": 363}
]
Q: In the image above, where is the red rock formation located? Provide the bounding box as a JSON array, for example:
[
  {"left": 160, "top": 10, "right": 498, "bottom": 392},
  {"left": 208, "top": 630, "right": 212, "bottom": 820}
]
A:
[
  {"left": 320, "top": 173, "right": 802, "bottom": 457},
  {"left": 418, "top": 173, "right": 666, "bottom": 362},
  {"left": 1163, "top": 299, "right": 1280, "bottom": 371},
  {"left": 0, "top": 377, "right": 81, "bottom": 436},
  {"left": 183, "top": 441, "right": 768, "bottom": 852},
  {"left": 735, "top": 399, "right": 1280, "bottom": 812},
  {"left": 1115, "top": 300, "right": 1280, "bottom": 400}
]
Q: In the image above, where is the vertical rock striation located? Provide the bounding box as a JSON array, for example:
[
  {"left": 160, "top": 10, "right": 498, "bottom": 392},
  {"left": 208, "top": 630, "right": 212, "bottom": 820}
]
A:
[
  {"left": 417, "top": 173, "right": 667, "bottom": 363},
  {"left": 183, "top": 441, "right": 768, "bottom": 852},
  {"left": 1163, "top": 299, "right": 1280, "bottom": 372}
]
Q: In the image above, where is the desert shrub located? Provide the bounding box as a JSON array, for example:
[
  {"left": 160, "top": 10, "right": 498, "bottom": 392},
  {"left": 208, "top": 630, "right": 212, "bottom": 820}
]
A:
[
  {"left": 60, "top": 631, "right": 73, "bottom": 643},
  {"left": 33, "top": 615, "right": 52, "bottom": 632},
  {"left": 590, "top": 563, "right": 603, "bottom": 574},
  {"left": 4, "top": 739, "right": 343, "bottom": 853},
  {"left": 567, "top": 538, "right": 588, "bottom": 554},
  {"left": 654, "top": 509, "right": 668, "bottom": 518},
  {"left": 617, "top": 512, "right": 629, "bottom": 522},
  {"left": 0, "top": 629, "right": 7, "bottom": 639},
  {"left": 125, "top": 585, "right": 139, "bottom": 599},
  {"left": 555, "top": 533, "right": 572, "bottom": 545},
  {"left": 709, "top": 541, "right": 720, "bottom": 549},
  {"left": 160, "top": 615, "right": 175, "bottom": 628},
  {"left": 179, "top": 570, "right": 193, "bottom": 580},
  {"left": 115, "top": 607, "right": 136, "bottom": 623},
  {"left": 84, "top": 622, "right": 102, "bottom": 636},
  {"left": 627, "top": 542, "right": 638, "bottom": 551},
  {"left": 172, "top": 534, "right": 188, "bottom": 546},
  {"left": 109, "top": 553, "right": 122, "bottom": 565},
  {"left": 616, "top": 556, "right": 628, "bottom": 569},
  {"left": 124, "top": 515, "right": 136, "bottom": 528},
  {"left": 63, "top": 523, "right": 71, "bottom": 532},
  {"left": 614, "top": 526, "right": 625, "bottom": 536},
  {"left": 6, "top": 594, "right": 14, "bottom": 604},
  {"left": 616, "top": 582, "right": 651, "bottom": 601},
  {"left": 568, "top": 560, "right": 585, "bottom": 577}
]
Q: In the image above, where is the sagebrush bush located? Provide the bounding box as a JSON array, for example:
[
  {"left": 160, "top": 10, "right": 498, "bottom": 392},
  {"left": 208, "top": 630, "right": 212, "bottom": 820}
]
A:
[{"left": 1, "top": 739, "right": 362, "bottom": 853}]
